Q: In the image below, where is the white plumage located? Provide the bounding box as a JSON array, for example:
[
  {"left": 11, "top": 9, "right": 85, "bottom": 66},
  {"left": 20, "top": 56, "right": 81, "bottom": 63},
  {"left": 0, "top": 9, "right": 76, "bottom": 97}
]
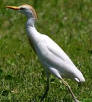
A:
[
  {"left": 27, "top": 26, "right": 85, "bottom": 82},
  {"left": 6, "top": 4, "right": 85, "bottom": 102}
]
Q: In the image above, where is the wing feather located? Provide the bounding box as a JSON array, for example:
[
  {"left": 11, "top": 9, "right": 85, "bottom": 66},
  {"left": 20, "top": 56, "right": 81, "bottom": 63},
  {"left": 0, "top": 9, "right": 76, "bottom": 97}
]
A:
[
  {"left": 44, "top": 35, "right": 75, "bottom": 66},
  {"left": 36, "top": 34, "right": 84, "bottom": 81}
]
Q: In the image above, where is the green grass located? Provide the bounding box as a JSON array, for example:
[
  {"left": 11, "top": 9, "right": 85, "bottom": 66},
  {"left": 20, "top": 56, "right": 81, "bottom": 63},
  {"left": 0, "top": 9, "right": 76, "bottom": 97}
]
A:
[{"left": 0, "top": 0, "right": 92, "bottom": 101}]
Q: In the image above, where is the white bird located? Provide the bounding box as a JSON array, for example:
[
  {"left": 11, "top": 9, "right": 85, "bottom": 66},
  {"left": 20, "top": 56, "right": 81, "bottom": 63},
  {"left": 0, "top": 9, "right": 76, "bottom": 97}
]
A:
[{"left": 6, "top": 4, "right": 85, "bottom": 102}]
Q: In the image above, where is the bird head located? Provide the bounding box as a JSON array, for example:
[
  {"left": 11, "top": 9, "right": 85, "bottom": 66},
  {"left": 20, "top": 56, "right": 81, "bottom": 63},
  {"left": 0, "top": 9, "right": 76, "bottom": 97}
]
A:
[{"left": 6, "top": 4, "right": 37, "bottom": 19}]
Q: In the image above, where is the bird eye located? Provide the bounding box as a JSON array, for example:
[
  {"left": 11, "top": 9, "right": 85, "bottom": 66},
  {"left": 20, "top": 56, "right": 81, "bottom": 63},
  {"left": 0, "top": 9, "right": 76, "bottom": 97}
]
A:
[{"left": 20, "top": 7, "right": 25, "bottom": 10}]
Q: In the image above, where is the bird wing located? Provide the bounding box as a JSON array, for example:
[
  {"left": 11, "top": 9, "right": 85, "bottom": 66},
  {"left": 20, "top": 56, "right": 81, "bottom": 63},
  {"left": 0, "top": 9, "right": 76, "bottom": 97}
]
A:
[
  {"left": 36, "top": 34, "right": 81, "bottom": 79},
  {"left": 43, "top": 35, "right": 75, "bottom": 66}
]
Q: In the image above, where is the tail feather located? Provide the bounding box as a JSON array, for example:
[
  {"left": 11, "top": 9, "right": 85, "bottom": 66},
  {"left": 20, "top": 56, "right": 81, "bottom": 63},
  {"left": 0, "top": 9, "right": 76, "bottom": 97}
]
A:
[{"left": 74, "top": 68, "right": 85, "bottom": 82}]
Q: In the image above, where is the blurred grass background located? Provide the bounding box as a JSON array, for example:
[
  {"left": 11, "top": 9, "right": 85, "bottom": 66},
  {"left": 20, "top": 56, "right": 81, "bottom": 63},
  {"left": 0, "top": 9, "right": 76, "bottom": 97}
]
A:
[{"left": 0, "top": 0, "right": 92, "bottom": 102}]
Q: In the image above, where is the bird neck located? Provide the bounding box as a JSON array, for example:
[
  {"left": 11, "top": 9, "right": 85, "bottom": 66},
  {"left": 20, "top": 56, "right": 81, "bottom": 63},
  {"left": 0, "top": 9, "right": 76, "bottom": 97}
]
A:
[
  {"left": 26, "top": 18, "right": 35, "bottom": 27},
  {"left": 26, "top": 18, "right": 40, "bottom": 45}
]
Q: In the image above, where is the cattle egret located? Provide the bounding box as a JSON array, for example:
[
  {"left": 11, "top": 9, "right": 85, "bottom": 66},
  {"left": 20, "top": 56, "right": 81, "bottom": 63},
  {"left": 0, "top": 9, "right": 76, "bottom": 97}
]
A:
[{"left": 6, "top": 4, "right": 85, "bottom": 102}]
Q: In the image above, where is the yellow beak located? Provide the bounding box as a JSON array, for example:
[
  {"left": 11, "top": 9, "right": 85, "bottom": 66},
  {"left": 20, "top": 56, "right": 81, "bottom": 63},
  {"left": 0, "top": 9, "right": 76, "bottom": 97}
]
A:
[{"left": 6, "top": 6, "right": 20, "bottom": 10}]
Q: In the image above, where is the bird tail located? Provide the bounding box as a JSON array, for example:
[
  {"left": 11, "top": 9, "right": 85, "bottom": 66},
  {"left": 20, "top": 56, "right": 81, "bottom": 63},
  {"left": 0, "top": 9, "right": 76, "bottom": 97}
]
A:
[
  {"left": 75, "top": 76, "right": 85, "bottom": 82},
  {"left": 74, "top": 69, "right": 85, "bottom": 82}
]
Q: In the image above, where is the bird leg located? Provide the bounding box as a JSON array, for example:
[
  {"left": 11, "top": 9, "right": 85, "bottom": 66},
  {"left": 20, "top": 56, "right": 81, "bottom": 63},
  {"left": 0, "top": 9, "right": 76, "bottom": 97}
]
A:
[
  {"left": 60, "top": 79, "right": 80, "bottom": 102},
  {"left": 41, "top": 76, "right": 49, "bottom": 102}
]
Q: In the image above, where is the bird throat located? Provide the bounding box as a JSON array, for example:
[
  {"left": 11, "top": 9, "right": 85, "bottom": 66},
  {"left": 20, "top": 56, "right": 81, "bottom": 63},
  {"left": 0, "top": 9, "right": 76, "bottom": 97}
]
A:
[
  {"left": 26, "top": 18, "right": 35, "bottom": 27},
  {"left": 26, "top": 18, "right": 37, "bottom": 53}
]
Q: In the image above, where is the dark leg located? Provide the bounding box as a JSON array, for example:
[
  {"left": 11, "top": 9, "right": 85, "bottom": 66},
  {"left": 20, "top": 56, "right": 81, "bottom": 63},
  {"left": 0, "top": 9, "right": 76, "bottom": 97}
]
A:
[
  {"left": 40, "top": 73, "right": 50, "bottom": 102},
  {"left": 60, "top": 79, "right": 79, "bottom": 102}
]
